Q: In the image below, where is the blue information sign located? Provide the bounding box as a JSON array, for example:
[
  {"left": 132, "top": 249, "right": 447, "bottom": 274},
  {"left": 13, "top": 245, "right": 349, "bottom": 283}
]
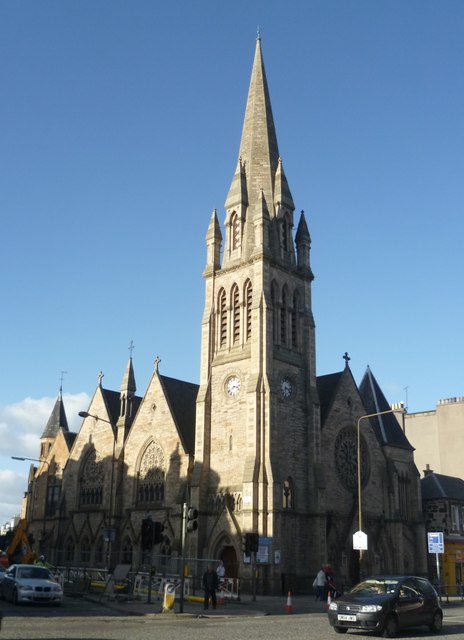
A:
[{"left": 427, "top": 531, "right": 444, "bottom": 554}]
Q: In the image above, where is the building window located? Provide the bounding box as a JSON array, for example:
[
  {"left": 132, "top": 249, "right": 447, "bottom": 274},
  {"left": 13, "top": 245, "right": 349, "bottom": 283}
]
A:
[
  {"left": 122, "top": 537, "right": 133, "bottom": 565},
  {"left": 291, "top": 291, "right": 299, "bottom": 349},
  {"left": 80, "top": 536, "right": 91, "bottom": 564},
  {"left": 219, "top": 288, "right": 227, "bottom": 347},
  {"left": 137, "top": 441, "right": 166, "bottom": 505},
  {"left": 245, "top": 280, "right": 252, "bottom": 341},
  {"left": 65, "top": 538, "right": 75, "bottom": 564},
  {"left": 271, "top": 282, "right": 278, "bottom": 344},
  {"left": 451, "top": 504, "right": 461, "bottom": 532},
  {"left": 46, "top": 478, "right": 61, "bottom": 517},
  {"left": 281, "top": 213, "right": 291, "bottom": 251},
  {"left": 231, "top": 212, "right": 240, "bottom": 250},
  {"left": 280, "top": 288, "right": 287, "bottom": 345},
  {"left": 398, "top": 475, "right": 409, "bottom": 519},
  {"left": 95, "top": 536, "right": 104, "bottom": 565},
  {"left": 283, "top": 477, "right": 294, "bottom": 510},
  {"left": 79, "top": 450, "right": 104, "bottom": 507},
  {"left": 232, "top": 284, "right": 240, "bottom": 344}
]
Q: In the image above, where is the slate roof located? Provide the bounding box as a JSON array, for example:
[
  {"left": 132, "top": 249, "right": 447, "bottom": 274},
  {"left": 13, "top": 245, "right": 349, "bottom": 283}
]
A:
[
  {"left": 160, "top": 375, "right": 199, "bottom": 455},
  {"left": 316, "top": 371, "right": 343, "bottom": 426},
  {"left": 102, "top": 388, "right": 142, "bottom": 431},
  {"left": 41, "top": 395, "right": 69, "bottom": 438},
  {"left": 422, "top": 472, "right": 464, "bottom": 501},
  {"left": 358, "top": 366, "right": 413, "bottom": 450}
]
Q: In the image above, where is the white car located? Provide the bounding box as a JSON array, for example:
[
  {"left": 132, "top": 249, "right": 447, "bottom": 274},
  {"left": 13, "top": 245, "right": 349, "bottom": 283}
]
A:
[{"left": 0, "top": 564, "right": 63, "bottom": 605}]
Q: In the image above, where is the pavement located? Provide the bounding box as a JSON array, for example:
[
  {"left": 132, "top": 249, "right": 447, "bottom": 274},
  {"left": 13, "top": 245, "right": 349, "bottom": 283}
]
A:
[
  {"left": 82, "top": 592, "right": 464, "bottom": 618},
  {"left": 82, "top": 592, "right": 331, "bottom": 617}
]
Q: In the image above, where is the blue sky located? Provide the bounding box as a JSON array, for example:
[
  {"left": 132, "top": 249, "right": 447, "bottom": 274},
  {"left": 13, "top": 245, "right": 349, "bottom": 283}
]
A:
[{"left": 1, "top": 1, "right": 463, "bottom": 527}]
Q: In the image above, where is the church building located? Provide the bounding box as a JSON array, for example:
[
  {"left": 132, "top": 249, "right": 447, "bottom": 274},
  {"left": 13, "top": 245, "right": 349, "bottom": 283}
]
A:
[{"left": 21, "top": 38, "right": 427, "bottom": 593}]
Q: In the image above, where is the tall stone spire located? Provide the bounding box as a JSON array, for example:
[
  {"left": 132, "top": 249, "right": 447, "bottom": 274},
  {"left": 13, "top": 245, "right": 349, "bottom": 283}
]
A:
[
  {"left": 235, "top": 36, "right": 280, "bottom": 211},
  {"left": 41, "top": 390, "right": 69, "bottom": 439}
]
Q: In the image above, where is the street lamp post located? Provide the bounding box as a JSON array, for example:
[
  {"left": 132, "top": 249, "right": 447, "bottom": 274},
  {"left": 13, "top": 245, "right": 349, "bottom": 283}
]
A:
[
  {"left": 11, "top": 456, "right": 50, "bottom": 550},
  {"left": 355, "top": 408, "right": 405, "bottom": 563},
  {"left": 78, "top": 411, "right": 116, "bottom": 570}
]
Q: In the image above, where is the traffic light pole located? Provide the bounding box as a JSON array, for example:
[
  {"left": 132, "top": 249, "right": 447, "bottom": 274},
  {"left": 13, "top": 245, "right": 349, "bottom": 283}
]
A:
[{"left": 179, "top": 502, "right": 187, "bottom": 613}]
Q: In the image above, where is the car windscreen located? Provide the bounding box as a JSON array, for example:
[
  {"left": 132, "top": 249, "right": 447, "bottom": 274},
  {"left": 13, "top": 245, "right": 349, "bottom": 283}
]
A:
[
  {"left": 350, "top": 579, "right": 399, "bottom": 595},
  {"left": 17, "top": 567, "right": 51, "bottom": 580}
]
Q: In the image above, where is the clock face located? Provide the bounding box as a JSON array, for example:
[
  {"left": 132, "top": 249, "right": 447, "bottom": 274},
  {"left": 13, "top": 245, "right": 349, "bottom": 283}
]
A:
[
  {"left": 280, "top": 377, "right": 293, "bottom": 398},
  {"left": 226, "top": 375, "right": 241, "bottom": 397}
]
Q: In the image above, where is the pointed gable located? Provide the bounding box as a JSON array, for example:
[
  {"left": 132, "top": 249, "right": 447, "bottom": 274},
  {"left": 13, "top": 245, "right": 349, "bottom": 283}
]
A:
[
  {"left": 358, "top": 366, "right": 413, "bottom": 450},
  {"left": 160, "top": 375, "right": 198, "bottom": 455},
  {"left": 41, "top": 395, "right": 69, "bottom": 438}
]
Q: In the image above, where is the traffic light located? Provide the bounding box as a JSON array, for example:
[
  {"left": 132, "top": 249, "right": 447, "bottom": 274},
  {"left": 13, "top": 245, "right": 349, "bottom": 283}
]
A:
[
  {"left": 249, "top": 532, "right": 259, "bottom": 552},
  {"left": 153, "top": 521, "right": 165, "bottom": 544},
  {"left": 244, "top": 532, "right": 259, "bottom": 556},
  {"left": 186, "top": 507, "right": 198, "bottom": 532},
  {"left": 141, "top": 518, "right": 154, "bottom": 550}
]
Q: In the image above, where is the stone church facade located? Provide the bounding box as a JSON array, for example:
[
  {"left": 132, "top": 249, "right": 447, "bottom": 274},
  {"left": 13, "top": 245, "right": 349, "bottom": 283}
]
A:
[{"left": 21, "top": 38, "right": 427, "bottom": 593}]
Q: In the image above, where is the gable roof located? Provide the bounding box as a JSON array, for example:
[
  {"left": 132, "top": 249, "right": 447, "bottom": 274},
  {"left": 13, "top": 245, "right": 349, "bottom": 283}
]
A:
[
  {"left": 317, "top": 371, "right": 344, "bottom": 426},
  {"left": 422, "top": 472, "right": 464, "bottom": 501},
  {"left": 358, "top": 366, "right": 413, "bottom": 450},
  {"left": 160, "top": 375, "right": 199, "bottom": 455}
]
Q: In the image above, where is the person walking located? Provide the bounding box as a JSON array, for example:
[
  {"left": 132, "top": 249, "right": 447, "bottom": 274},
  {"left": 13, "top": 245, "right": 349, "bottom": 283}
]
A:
[
  {"left": 203, "top": 562, "right": 219, "bottom": 610},
  {"left": 313, "top": 565, "right": 328, "bottom": 601}
]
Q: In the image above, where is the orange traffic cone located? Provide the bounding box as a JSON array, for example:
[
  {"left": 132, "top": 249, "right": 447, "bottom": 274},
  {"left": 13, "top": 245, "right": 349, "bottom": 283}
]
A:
[
  {"left": 327, "top": 591, "right": 332, "bottom": 609},
  {"left": 285, "top": 591, "right": 293, "bottom": 614}
]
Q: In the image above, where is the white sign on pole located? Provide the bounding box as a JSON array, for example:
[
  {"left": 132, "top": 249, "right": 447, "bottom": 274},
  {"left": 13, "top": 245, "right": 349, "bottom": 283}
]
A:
[
  {"left": 353, "top": 530, "right": 368, "bottom": 551},
  {"left": 427, "top": 532, "right": 444, "bottom": 554}
]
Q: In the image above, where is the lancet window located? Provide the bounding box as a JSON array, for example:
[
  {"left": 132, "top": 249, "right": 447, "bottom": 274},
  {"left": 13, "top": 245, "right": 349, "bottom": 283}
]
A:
[
  {"left": 232, "top": 283, "right": 240, "bottom": 344},
  {"left": 219, "top": 288, "right": 227, "bottom": 347},
  {"left": 280, "top": 287, "right": 288, "bottom": 345},
  {"left": 245, "top": 280, "right": 252, "bottom": 341},
  {"left": 231, "top": 212, "right": 240, "bottom": 250}
]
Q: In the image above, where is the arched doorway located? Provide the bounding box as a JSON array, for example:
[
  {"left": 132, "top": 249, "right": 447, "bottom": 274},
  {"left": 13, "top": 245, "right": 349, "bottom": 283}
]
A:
[{"left": 220, "top": 545, "right": 238, "bottom": 579}]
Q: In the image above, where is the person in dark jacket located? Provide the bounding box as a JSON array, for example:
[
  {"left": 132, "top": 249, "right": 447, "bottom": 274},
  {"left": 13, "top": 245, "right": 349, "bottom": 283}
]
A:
[{"left": 202, "top": 562, "right": 219, "bottom": 610}]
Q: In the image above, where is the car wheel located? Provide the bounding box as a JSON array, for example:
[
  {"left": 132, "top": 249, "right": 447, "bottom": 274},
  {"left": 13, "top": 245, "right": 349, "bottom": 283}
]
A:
[
  {"left": 333, "top": 626, "right": 348, "bottom": 634},
  {"left": 383, "top": 614, "right": 399, "bottom": 638},
  {"left": 429, "top": 610, "right": 443, "bottom": 633}
]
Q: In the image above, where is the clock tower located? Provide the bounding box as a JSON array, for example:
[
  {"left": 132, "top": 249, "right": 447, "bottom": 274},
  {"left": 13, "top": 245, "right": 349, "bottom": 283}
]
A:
[{"left": 191, "top": 37, "right": 322, "bottom": 591}]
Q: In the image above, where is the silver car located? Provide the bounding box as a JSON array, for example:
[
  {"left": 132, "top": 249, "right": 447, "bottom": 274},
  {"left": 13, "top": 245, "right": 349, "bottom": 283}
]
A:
[{"left": 0, "top": 564, "right": 63, "bottom": 605}]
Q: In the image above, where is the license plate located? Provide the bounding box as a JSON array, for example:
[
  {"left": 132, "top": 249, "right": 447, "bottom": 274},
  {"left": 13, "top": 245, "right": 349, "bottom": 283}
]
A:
[{"left": 338, "top": 614, "right": 356, "bottom": 621}]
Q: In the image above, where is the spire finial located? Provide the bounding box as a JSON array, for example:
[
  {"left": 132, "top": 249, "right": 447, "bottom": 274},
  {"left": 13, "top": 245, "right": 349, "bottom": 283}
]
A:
[
  {"left": 59, "top": 370, "right": 67, "bottom": 397},
  {"left": 343, "top": 352, "right": 351, "bottom": 367},
  {"left": 256, "top": 25, "right": 260, "bottom": 41},
  {"left": 128, "top": 339, "right": 135, "bottom": 358}
]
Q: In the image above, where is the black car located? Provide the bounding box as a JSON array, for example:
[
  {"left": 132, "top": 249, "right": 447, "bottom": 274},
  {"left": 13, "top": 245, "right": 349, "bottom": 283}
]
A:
[{"left": 327, "top": 575, "right": 442, "bottom": 637}]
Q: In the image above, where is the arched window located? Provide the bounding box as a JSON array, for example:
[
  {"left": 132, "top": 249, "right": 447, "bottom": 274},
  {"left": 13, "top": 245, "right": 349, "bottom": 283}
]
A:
[
  {"left": 79, "top": 450, "right": 104, "bottom": 507},
  {"left": 291, "top": 290, "right": 299, "bottom": 349},
  {"left": 95, "top": 536, "right": 104, "bottom": 565},
  {"left": 122, "top": 537, "right": 133, "bottom": 565},
  {"left": 271, "top": 282, "right": 278, "bottom": 344},
  {"left": 231, "top": 212, "right": 240, "bottom": 250},
  {"left": 137, "top": 441, "right": 166, "bottom": 505},
  {"left": 219, "top": 288, "right": 227, "bottom": 347},
  {"left": 80, "top": 536, "right": 91, "bottom": 564},
  {"left": 283, "top": 477, "right": 294, "bottom": 510},
  {"left": 65, "top": 537, "right": 75, "bottom": 564},
  {"left": 280, "top": 288, "right": 288, "bottom": 346},
  {"left": 245, "top": 280, "right": 252, "bottom": 341},
  {"left": 232, "top": 283, "right": 240, "bottom": 344}
]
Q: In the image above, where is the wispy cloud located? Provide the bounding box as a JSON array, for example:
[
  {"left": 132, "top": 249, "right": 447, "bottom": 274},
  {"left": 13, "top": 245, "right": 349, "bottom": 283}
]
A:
[{"left": 0, "top": 392, "right": 90, "bottom": 526}]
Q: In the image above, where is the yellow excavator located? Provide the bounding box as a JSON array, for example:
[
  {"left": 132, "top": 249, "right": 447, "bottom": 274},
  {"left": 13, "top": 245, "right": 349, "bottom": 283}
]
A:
[{"left": 6, "top": 519, "right": 35, "bottom": 564}]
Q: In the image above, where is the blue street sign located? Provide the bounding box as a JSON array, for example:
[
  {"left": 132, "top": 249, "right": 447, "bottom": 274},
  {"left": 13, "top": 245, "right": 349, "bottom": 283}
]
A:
[{"left": 427, "top": 531, "right": 444, "bottom": 554}]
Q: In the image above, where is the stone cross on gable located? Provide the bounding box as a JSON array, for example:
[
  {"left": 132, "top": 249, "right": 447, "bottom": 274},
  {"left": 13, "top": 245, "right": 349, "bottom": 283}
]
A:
[
  {"left": 343, "top": 352, "right": 351, "bottom": 367},
  {"left": 154, "top": 355, "right": 161, "bottom": 372},
  {"left": 98, "top": 371, "right": 104, "bottom": 385}
]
